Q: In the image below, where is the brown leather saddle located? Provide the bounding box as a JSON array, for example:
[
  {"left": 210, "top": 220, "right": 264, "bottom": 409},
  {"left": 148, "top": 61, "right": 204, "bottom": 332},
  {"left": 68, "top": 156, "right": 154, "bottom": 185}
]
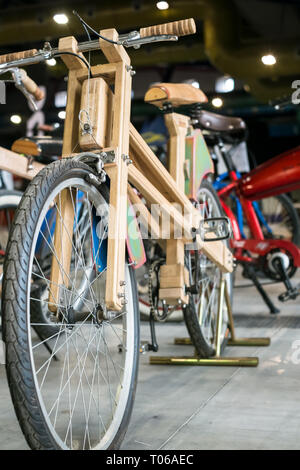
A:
[
  {"left": 196, "top": 110, "right": 246, "bottom": 133},
  {"left": 11, "top": 136, "right": 62, "bottom": 164}
]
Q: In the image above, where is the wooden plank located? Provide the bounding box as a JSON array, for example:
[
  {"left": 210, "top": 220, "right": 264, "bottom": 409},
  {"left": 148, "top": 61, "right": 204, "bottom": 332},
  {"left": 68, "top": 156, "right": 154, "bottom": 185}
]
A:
[
  {"left": 0, "top": 147, "right": 44, "bottom": 180},
  {"left": 159, "top": 287, "right": 189, "bottom": 305},
  {"left": 99, "top": 28, "right": 130, "bottom": 64},
  {"left": 159, "top": 263, "right": 185, "bottom": 288},
  {"left": 76, "top": 63, "right": 116, "bottom": 83},
  {"left": 127, "top": 184, "right": 160, "bottom": 239},
  {"left": 58, "top": 36, "right": 87, "bottom": 70},
  {"left": 128, "top": 164, "right": 196, "bottom": 243},
  {"left": 163, "top": 113, "right": 189, "bottom": 285},
  {"left": 129, "top": 123, "right": 194, "bottom": 214},
  {"left": 49, "top": 37, "right": 87, "bottom": 313},
  {"left": 129, "top": 164, "right": 233, "bottom": 273},
  {"left": 165, "top": 113, "right": 189, "bottom": 191},
  {"left": 79, "top": 77, "right": 113, "bottom": 150},
  {"left": 48, "top": 189, "right": 75, "bottom": 313},
  {"left": 100, "top": 35, "right": 132, "bottom": 310}
]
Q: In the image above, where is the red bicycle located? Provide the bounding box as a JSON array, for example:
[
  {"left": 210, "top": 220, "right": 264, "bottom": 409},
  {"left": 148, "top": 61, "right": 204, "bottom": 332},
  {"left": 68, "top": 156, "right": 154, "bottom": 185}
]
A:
[{"left": 194, "top": 106, "right": 300, "bottom": 313}]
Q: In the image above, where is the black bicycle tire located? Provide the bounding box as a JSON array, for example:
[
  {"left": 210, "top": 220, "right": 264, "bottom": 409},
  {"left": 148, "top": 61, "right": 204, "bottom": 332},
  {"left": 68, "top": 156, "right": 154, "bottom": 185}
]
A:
[{"left": 2, "top": 159, "right": 140, "bottom": 450}]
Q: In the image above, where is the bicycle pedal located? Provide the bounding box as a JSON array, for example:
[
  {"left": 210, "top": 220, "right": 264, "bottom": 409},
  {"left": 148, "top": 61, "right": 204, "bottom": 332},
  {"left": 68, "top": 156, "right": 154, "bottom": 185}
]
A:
[
  {"left": 140, "top": 341, "right": 150, "bottom": 354},
  {"left": 278, "top": 285, "right": 300, "bottom": 302},
  {"left": 195, "top": 216, "right": 232, "bottom": 242}
]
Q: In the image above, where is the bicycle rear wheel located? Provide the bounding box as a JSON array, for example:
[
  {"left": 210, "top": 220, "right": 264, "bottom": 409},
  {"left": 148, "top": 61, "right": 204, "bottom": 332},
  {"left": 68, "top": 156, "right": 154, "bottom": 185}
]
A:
[
  {"left": 257, "top": 194, "right": 300, "bottom": 245},
  {"left": 2, "top": 159, "right": 139, "bottom": 450},
  {"left": 183, "top": 179, "right": 233, "bottom": 357}
]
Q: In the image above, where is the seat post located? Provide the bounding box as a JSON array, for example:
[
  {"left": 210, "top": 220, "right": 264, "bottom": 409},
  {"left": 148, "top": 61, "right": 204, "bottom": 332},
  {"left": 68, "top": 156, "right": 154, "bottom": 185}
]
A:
[{"left": 215, "top": 136, "right": 236, "bottom": 175}]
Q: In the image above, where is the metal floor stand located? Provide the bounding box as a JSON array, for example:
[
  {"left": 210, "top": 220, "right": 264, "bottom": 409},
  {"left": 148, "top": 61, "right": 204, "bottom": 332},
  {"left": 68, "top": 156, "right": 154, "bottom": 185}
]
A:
[{"left": 150, "top": 275, "right": 270, "bottom": 367}]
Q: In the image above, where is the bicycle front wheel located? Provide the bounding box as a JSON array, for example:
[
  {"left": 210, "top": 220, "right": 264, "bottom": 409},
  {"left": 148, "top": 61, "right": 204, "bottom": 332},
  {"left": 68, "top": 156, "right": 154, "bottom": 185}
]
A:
[{"left": 2, "top": 159, "right": 139, "bottom": 450}]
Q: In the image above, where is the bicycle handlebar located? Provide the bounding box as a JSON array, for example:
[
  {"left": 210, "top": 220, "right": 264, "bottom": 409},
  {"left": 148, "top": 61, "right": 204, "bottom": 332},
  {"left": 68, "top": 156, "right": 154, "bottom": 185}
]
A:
[
  {"left": 140, "top": 18, "right": 196, "bottom": 38},
  {"left": 0, "top": 17, "right": 196, "bottom": 73},
  {"left": 0, "top": 48, "right": 38, "bottom": 65}
]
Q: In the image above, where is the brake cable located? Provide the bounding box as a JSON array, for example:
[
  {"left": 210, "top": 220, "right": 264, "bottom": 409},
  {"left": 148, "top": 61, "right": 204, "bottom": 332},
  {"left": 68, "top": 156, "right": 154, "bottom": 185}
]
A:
[{"left": 73, "top": 10, "right": 120, "bottom": 45}]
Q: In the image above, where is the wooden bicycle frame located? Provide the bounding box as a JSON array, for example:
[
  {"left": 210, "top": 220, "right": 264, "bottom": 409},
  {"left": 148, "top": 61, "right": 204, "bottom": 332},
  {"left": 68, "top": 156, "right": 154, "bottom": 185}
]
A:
[{"left": 46, "top": 31, "right": 233, "bottom": 312}]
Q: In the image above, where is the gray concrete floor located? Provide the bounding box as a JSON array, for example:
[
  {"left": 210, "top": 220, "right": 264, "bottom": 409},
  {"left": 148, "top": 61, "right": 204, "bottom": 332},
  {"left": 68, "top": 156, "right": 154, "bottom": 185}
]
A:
[{"left": 1, "top": 269, "right": 300, "bottom": 450}]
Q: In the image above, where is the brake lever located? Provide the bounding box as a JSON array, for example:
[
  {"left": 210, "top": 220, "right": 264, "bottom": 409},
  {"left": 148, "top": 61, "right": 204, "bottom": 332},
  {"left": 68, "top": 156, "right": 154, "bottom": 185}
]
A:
[
  {"left": 16, "top": 82, "right": 38, "bottom": 111},
  {"left": 1, "top": 67, "right": 39, "bottom": 111},
  {"left": 10, "top": 68, "right": 38, "bottom": 111},
  {"left": 121, "top": 34, "right": 178, "bottom": 49}
]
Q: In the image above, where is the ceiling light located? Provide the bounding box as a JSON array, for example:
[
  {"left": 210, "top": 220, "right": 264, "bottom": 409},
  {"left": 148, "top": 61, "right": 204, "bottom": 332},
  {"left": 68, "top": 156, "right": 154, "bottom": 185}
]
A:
[
  {"left": 10, "top": 114, "right": 22, "bottom": 124},
  {"left": 156, "top": 1, "right": 169, "bottom": 10},
  {"left": 55, "top": 91, "right": 67, "bottom": 108},
  {"left": 46, "top": 58, "right": 57, "bottom": 66},
  {"left": 261, "top": 54, "right": 276, "bottom": 66},
  {"left": 58, "top": 110, "right": 66, "bottom": 119},
  {"left": 212, "top": 97, "right": 223, "bottom": 108},
  {"left": 53, "top": 13, "right": 69, "bottom": 24},
  {"left": 215, "top": 76, "right": 235, "bottom": 93}
]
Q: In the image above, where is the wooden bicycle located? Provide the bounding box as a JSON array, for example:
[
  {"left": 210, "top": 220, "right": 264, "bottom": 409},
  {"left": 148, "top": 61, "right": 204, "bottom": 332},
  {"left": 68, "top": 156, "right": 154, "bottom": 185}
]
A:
[{"left": 0, "top": 16, "right": 237, "bottom": 450}]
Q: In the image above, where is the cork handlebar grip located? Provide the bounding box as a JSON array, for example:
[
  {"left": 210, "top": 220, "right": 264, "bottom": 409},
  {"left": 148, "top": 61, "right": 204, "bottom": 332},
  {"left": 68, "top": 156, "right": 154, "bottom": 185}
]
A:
[
  {"left": 140, "top": 18, "right": 196, "bottom": 38},
  {"left": 0, "top": 49, "right": 38, "bottom": 65}
]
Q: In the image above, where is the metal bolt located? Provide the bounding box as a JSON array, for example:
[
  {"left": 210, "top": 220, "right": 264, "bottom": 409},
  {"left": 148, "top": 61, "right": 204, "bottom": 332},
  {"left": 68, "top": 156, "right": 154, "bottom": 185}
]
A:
[
  {"left": 99, "top": 171, "right": 106, "bottom": 183},
  {"left": 96, "top": 159, "right": 103, "bottom": 173},
  {"left": 87, "top": 173, "right": 99, "bottom": 184},
  {"left": 120, "top": 280, "right": 126, "bottom": 286},
  {"left": 118, "top": 292, "right": 126, "bottom": 298}
]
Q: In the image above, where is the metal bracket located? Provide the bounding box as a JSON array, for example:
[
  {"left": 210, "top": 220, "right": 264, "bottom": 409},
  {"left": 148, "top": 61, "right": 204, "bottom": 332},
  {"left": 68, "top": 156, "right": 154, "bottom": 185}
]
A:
[{"left": 99, "top": 150, "right": 116, "bottom": 163}]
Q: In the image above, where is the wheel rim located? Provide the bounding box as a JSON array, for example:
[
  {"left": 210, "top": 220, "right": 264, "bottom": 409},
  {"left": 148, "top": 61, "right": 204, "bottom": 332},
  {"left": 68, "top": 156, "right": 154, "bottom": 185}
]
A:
[
  {"left": 192, "top": 185, "right": 230, "bottom": 350},
  {"left": 260, "top": 196, "right": 294, "bottom": 241},
  {"left": 26, "top": 177, "right": 135, "bottom": 450}
]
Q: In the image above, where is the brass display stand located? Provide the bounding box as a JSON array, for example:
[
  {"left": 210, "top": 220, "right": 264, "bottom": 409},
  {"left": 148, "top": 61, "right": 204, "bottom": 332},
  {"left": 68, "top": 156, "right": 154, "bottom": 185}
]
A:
[{"left": 150, "top": 276, "right": 270, "bottom": 367}]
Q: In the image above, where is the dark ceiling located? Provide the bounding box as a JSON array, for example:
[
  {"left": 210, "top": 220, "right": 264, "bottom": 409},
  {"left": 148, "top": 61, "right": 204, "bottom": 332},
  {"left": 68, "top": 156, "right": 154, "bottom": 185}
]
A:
[
  {"left": 0, "top": 0, "right": 299, "bottom": 101},
  {"left": 0, "top": 0, "right": 299, "bottom": 162}
]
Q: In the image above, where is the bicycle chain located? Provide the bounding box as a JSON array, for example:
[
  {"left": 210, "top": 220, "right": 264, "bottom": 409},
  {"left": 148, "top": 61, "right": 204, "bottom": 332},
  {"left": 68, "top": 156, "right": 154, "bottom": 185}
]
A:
[{"left": 148, "top": 259, "right": 177, "bottom": 322}]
